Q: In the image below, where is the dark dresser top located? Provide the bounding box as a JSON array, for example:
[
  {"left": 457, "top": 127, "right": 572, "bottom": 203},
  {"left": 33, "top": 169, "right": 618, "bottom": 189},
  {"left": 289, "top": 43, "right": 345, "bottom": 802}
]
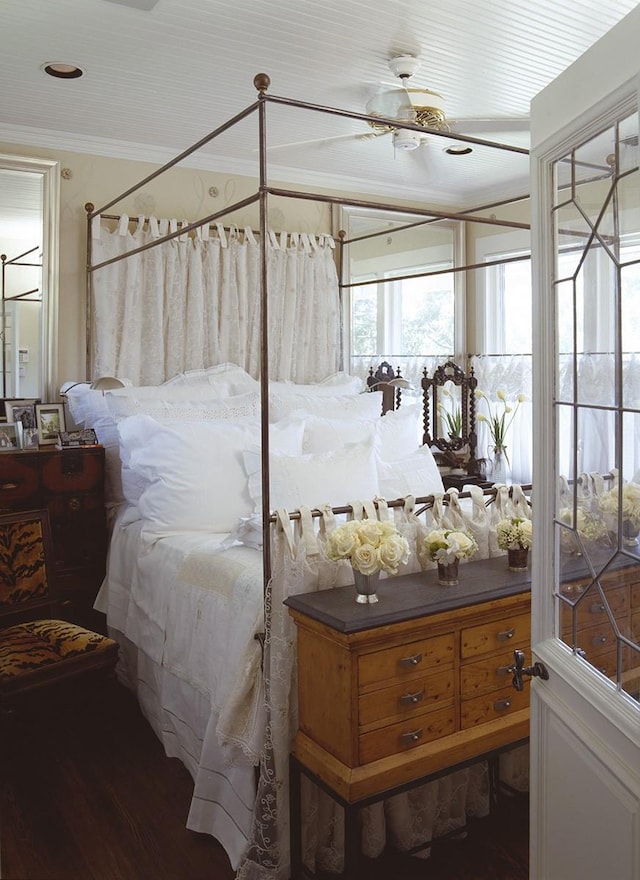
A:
[{"left": 284, "top": 556, "right": 531, "bottom": 634}]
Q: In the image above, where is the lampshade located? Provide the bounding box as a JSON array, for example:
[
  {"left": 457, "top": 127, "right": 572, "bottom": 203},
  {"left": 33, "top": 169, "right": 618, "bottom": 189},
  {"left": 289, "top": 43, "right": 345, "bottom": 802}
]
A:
[{"left": 90, "top": 376, "right": 125, "bottom": 391}]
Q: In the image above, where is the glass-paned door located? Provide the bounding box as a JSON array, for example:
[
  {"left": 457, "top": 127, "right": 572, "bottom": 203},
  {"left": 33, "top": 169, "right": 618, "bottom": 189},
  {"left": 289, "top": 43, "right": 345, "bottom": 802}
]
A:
[{"left": 552, "top": 111, "right": 640, "bottom": 703}]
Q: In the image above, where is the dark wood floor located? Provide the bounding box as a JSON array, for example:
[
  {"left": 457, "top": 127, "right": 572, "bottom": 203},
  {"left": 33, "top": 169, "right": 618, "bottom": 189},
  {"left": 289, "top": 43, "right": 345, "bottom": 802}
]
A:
[{"left": 1, "top": 675, "right": 529, "bottom": 880}]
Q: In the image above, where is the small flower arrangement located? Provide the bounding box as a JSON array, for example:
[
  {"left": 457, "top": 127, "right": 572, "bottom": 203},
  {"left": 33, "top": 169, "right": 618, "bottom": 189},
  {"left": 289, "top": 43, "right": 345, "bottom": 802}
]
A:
[
  {"left": 598, "top": 481, "right": 640, "bottom": 530},
  {"left": 496, "top": 516, "right": 533, "bottom": 551},
  {"left": 423, "top": 528, "right": 478, "bottom": 565},
  {"left": 558, "top": 507, "right": 609, "bottom": 544},
  {"left": 475, "top": 388, "right": 526, "bottom": 464},
  {"left": 325, "top": 519, "right": 410, "bottom": 576}
]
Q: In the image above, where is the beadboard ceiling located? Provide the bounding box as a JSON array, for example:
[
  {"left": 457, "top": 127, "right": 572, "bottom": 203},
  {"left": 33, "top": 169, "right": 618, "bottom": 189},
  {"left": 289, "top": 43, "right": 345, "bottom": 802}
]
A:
[{"left": 0, "top": 0, "right": 638, "bottom": 209}]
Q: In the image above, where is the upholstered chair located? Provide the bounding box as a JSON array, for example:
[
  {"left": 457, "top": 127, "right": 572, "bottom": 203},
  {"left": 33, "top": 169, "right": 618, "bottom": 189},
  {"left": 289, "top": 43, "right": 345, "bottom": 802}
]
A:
[{"left": 0, "top": 509, "right": 118, "bottom": 707}]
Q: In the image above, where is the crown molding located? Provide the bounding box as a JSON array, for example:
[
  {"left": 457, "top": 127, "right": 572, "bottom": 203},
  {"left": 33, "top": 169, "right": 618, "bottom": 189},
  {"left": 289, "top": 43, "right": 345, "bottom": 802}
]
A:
[{"left": 0, "top": 123, "right": 524, "bottom": 212}]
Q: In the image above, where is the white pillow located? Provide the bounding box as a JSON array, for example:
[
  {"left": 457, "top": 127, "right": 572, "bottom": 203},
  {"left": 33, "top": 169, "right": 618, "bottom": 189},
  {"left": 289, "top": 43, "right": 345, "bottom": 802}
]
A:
[
  {"left": 302, "top": 404, "right": 420, "bottom": 461},
  {"left": 269, "top": 390, "right": 383, "bottom": 423},
  {"left": 376, "top": 446, "right": 444, "bottom": 501},
  {"left": 245, "top": 439, "right": 380, "bottom": 512},
  {"left": 164, "top": 363, "right": 259, "bottom": 395},
  {"left": 269, "top": 373, "right": 363, "bottom": 397},
  {"left": 118, "top": 417, "right": 254, "bottom": 534},
  {"left": 104, "top": 390, "right": 260, "bottom": 421},
  {"left": 118, "top": 415, "right": 305, "bottom": 525}
]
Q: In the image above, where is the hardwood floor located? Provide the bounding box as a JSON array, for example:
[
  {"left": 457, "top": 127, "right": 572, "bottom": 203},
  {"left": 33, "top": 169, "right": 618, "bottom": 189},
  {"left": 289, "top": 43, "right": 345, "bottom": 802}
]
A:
[{"left": 1, "top": 675, "right": 529, "bottom": 880}]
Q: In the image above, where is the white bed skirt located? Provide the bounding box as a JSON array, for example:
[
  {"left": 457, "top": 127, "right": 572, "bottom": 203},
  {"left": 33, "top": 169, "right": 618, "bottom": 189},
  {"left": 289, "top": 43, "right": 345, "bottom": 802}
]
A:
[{"left": 113, "top": 630, "right": 257, "bottom": 870}]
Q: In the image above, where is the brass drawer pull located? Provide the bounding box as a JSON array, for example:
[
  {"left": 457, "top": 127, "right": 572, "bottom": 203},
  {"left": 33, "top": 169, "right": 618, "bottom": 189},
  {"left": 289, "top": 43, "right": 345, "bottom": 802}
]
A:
[
  {"left": 0, "top": 480, "right": 20, "bottom": 490},
  {"left": 592, "top": 634, "right": 608, "bottom": 646},
  {"left": 400, "top": 728, "right": 423, "bottom": 745},
  {"left": 497, "top": 627, "right": 515, "bottom": 641},
  {"left": 496, "top": 664, "right": 512, "bottom": 676},
  {"left": 590, "top": 602, "right": 605, "bottom": 613},
  {"left": 399, "top": 652, "right": 423, "bottom": 668},
  {"left": 400, "top": 689, "right": 425, "bottom": 706},
  {"left": 68, "top": 497, "right": 81, "bottom": 511},
  {"left": 494, "top": 698, "right": 512, "bottom": 712}
]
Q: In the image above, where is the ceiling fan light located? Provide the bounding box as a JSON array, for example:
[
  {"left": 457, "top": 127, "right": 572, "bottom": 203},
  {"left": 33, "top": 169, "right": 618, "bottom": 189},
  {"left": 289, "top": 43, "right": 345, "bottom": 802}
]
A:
[{"left": 393, "top": 129, "right": 421, "bottom": 151}]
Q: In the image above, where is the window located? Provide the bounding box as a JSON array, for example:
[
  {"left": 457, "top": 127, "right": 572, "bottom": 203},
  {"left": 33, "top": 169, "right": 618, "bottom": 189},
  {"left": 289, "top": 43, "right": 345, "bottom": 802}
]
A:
[{"left": 338, "top": 206, "right": 462, "bottom": 375}]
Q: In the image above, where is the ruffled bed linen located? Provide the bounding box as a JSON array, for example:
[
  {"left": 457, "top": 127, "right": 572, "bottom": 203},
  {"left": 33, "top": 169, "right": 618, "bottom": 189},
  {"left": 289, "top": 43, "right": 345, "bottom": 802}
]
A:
[{"left": 96, "top": 505, "right": 265, "bottom": 869}]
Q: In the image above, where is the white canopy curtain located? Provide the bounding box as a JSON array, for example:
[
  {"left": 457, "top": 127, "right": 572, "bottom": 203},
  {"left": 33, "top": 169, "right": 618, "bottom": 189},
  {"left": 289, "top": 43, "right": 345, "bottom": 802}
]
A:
[{"left": 90, "top": 216, "right": 341, "bottom": 385}]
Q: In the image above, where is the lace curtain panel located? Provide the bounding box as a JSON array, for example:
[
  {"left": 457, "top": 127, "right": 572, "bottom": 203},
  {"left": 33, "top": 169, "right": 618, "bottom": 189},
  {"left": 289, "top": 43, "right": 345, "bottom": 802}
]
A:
[{"left": 90, "top": 217, "right": 341, "bottom": 385}]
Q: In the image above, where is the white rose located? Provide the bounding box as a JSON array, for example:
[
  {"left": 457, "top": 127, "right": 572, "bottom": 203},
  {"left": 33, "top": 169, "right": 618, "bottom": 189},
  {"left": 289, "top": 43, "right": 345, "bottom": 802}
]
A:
[
  {"left": 326, "top": 525, "right": 360, "bottom": 561},
  {"left": 448, "top": 531, "right": 476, "bottom": 558},
  {"left": 358, "top": 521, "right": 385, "bottom": 547},
  {"left": 352, "top": 543, "right": 380, "bottom": 575},
  {"left": 378, "top": 533, "right": 410, "bottom": 574}
]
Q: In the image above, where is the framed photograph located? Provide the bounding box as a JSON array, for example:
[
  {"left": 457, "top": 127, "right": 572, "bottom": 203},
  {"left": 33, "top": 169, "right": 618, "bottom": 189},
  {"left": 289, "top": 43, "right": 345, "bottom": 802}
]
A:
[
  {"left": 35, "top": 403, "right": 65, "bottom": 445},
  {"left": 4, "top": 398, "right": 39, "bottom": 423},
  {"left": 8, "top": 402, "right": 37, "bottom": 430},
  {"left": 0, "top": 423, "right": 18, "bottom": 450}
]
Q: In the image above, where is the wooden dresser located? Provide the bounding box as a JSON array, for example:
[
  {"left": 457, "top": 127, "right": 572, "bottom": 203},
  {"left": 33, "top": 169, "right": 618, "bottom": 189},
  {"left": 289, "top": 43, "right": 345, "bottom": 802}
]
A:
[
  {"left": 0, "top": 445, "right": 107, "bottom": 628},
  {"left": 285, "top": 558, "right": 531, "bottom": 876}
]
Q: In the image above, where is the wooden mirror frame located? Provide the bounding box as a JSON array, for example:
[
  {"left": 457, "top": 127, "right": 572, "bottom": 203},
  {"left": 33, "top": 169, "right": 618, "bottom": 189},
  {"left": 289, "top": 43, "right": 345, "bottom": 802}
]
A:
[{"left": 422, "top": 360, "right": 478, "bottom": 474}]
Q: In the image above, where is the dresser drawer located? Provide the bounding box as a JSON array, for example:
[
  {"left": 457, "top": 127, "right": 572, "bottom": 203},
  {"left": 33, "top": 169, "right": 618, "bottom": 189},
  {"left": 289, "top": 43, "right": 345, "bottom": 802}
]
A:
[
  {"left": 461, "top": 648, "right": 529, "bottom": 699},
  {"left": 561, "top": 585, "right": 628, "bottom": 633},
  {"left": 41, "top": 451, "right": 103, "bottom": 493},
  {"left": 0, "top": 457, "right": 39, "bottom": 507},
  {"left": 358, "top": 632, "right": 455, "bottom": 690},
  {"left": 461, "top": 684, "right": 529, "bottom": 729},
  {"left": 359, "top": 705, "right": 456, "bottom": 764},
  {"left": 461, "top": 612, "right": 530, "bottom": 660},
  {"left": 359, "top": 668, "right": 454, "bottom": 729}
]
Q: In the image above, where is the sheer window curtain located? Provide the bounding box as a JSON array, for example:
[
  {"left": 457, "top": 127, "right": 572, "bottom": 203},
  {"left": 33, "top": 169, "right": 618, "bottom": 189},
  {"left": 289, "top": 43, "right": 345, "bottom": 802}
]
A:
[{"left": 91, "top": 217, "right": 341, "bottom": 384}]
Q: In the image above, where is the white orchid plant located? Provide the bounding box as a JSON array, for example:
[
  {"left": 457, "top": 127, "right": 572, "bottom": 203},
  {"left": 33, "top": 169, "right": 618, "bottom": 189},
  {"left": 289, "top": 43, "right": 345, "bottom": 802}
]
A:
[
  {"left": 423, "top": 528, "right": 478, "bottom": 565},
  {"left": 496, "top": 516, "right": 533, "bottom": 551},
  {"left": 475, "top": 388, "right": 526, "bottom": 465},
  {"left": 325, "top": 519, "right": 410, "bottom": 576}
]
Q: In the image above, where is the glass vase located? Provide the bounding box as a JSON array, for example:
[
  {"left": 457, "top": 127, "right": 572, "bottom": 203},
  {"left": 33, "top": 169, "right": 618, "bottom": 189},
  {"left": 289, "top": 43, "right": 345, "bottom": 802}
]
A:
[
  {"left": 437, "top": 559, "right": 459, "bottom": 586},
  {"left": 489, "top": 446, "right": 509, "bottom": 484},
  {"left": 622, "top": 519, "right": 639, "bottom": 548},
  {"left": 352, "top": 569, "right": 380, "bottom": 604}
]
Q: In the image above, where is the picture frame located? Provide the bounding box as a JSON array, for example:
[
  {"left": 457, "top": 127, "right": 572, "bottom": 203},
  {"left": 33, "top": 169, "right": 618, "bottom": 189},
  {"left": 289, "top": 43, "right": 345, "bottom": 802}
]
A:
[
  {"left": 35, "top": 403, "right": 65, "bottom": 445},
  {"left": 7, "top": 402, "right": 37, "bottom": 430},
  {"left": 4, "top": 398, "right": 40, "bottom": 423},
  {"left": 0, "top": 423, "right": 19, "bottom": 450}
]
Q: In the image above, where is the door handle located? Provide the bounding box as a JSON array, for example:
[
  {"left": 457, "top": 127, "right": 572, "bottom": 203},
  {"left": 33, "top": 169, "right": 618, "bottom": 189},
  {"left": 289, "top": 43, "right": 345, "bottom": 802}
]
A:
[{"left": 509, "top": 648, "right": 549, "bottom": 692}]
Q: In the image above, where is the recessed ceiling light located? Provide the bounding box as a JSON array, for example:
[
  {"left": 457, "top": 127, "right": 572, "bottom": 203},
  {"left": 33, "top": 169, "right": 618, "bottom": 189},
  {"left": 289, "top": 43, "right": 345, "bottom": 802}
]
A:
[
  {"left": 445, "top": 145, "right": 473, "bottom": 156},
  {"left": 42, "top": 63, "right": 84, "bottom": 79}
]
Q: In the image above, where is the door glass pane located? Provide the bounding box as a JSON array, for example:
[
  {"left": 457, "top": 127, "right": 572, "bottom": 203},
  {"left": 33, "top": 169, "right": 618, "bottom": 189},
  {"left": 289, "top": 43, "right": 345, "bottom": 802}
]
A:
[{"left": 552, "top": 113, "right": 640, "bottom": 704}]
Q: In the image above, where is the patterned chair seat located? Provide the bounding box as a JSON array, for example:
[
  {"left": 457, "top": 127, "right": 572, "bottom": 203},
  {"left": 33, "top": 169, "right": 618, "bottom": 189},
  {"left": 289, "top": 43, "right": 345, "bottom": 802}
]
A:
[{"left": 0, "top": 618, "right": 118, "bottom": 697}]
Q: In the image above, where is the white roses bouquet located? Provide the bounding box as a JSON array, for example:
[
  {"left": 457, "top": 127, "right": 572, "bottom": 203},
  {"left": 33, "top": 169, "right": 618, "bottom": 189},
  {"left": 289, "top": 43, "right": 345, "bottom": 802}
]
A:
[
  {"left": 423, "top": 528, "right": 478, "bottom": 565},
  {"left": 599, "top": 481, "right": 640, "bottom": 530},
  {"left": 325, "top": 519, "right": 410, "bottom": 576},
  {"left": 496, "top": 517, "right": 533, "bottom": 551}
]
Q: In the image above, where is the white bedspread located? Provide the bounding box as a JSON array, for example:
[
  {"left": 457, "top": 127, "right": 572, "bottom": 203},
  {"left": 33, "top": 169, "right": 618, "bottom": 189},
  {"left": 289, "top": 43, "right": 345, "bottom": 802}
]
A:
[{"left": 97, "top": 506, "right": 266, "bottom": 762}]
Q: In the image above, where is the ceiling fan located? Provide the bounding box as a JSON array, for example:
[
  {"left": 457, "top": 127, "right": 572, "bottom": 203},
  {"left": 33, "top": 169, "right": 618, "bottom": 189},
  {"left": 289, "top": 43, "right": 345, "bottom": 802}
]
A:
[{"left": 267, "top": 55, "right": 529, "bottom": 155}]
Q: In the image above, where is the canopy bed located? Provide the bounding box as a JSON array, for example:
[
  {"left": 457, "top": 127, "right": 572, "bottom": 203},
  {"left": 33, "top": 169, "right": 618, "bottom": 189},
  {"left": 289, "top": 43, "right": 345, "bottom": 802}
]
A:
[{"left": 76, "top": 74, "right": 538, "bottom": 878}]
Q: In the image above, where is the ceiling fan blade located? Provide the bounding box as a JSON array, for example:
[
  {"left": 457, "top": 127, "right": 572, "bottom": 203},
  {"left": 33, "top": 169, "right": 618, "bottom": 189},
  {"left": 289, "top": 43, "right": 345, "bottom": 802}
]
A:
[
  {"left": 448, "top": 117, "right": 530, "bottom": 134},
  {"left": 262, "top": 129, "right": 390, "bottom": 152},
  {"left": 263, "top": 132, "right": 365, "bottom": 151}
]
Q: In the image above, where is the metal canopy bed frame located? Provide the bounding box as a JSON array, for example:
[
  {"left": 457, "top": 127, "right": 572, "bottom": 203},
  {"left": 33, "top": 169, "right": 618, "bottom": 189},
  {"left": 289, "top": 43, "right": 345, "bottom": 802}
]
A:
[
  {"left": 83, "top": 74, "right": 536, "bottom": 877},
  {"left": 84, "top": 72, "right": 531, "bottom": 591}
]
